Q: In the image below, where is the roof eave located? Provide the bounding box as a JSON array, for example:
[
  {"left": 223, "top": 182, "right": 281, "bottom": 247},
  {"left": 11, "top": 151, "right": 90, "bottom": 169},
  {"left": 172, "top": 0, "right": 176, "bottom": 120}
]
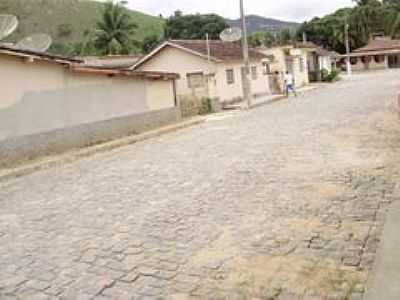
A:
[
  {"left": 131, "top": 41, "right": 221, "bottom": 70},
  {"left": 71, "top": 65, "right": 180, "bottom": 80},
  {"left": 0, "top": 45, "right": 81, "bottom": 65}
]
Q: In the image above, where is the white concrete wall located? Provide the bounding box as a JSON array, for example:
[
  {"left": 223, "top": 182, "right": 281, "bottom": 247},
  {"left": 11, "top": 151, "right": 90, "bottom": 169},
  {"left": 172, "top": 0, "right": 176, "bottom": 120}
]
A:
[
  {"left": 350, "top": 56, "right": 387, "bottom": 71},
  {"left": 292, "top": 53, "right": 309, "bottom": 87},
  {"left": 368, "top": 58, "right": 387, "bottom": 70},
  {"left": 214, "top": 61, "right": 270, "bottom": 101},
  {"left": 146, "top": 80, "right": 175, "bottom": 111},
  {"left": 261, "top": 47, "right": 287, "bottom": 74},
  {"left": 319, "top": 56, "right": 332, "bottom": 73},
  {"left": 0, "top": 53, "right": 176, "bottom": 142}
]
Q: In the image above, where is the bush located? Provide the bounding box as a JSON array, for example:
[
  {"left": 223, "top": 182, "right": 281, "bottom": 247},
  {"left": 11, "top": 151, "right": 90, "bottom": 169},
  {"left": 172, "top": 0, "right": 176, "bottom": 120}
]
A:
[
  {"left": 322, "top": 69, "right": 340, "bottom": 82},
  {"left": 200, "top": 97, "right": 212, "bottom": 115},
  {"left": 57, "top": 23, "right": 73, "bottom": 38}
]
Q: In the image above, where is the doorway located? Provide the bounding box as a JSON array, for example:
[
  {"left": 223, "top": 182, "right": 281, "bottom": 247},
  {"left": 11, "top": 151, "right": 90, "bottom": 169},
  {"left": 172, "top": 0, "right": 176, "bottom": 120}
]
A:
[{"left": 388, "top": 55, "right": 400, "bottom": 68}]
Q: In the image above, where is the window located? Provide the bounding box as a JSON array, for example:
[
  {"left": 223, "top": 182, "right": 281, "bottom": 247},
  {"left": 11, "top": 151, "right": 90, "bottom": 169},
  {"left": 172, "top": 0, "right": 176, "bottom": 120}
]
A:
[
  {"left": 251, "top": 66, "right": 258, "bottom": 80},
  {"left": 262, "top": 62, "right": 271, "bottom": 75},
  {"left": 299, "top": 57, "right": 305, "bottom": 72},
  {"left": 187, "top": 72, "right": 205, "bottom": 88},
  {"left": 226, "top": 69, "right": 235, "bottom": 84}
]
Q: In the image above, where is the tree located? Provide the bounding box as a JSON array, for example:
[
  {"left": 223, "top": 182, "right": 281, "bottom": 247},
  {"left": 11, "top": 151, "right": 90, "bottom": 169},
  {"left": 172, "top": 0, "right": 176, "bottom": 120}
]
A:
[
  {"left": 142, "top": 34, "right": 162, "bottom": 53},
  {"left": 383, "top": 0, "right": 400, "bottom": 37},
  {"left": 94, "top": 1, "right": 138, "bottom": 55},
  {"left": 350, "top": 0, "right": 385, "bottom": 42},
  {"left": 279, "top": 28, "right": 294, "bottom": 44},
  {"left": 164, "top": 13, "right": 228, "bottom": 40},
  {"left": 264, "top": 31, "right": 277, "bottom": 47},
  {"left": 296, "top": 0, "right": 389, "bottom": 54},
  {"left": 248, "top": 32, "right": 265, "bottom": 48}
]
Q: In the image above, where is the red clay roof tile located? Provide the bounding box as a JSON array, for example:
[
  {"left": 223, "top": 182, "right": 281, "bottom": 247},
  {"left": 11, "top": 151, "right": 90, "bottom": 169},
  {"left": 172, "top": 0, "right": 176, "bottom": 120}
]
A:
[{"left": 170, "top": 40, "right": 268, "bottom": 61}]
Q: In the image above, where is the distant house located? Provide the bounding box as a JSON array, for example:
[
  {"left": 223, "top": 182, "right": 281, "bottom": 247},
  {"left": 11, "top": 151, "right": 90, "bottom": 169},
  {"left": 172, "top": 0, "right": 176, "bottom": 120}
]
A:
[
  {"left": 132, "top": 40, "right": 272, "bottom": 109},
  {"left": 344, "top": 36, "right": 400, "bottom": 71},
  {"left": 301, "top": 42, "right": 339, "bottom": 81},
  {"left": 259, "top": 44, "right": 310, "bottom": 93}
]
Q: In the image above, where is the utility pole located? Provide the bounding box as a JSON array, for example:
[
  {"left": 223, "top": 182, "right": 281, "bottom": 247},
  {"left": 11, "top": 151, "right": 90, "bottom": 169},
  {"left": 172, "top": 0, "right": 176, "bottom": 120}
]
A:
[
  {"left": 240, "top": 0, "right": 252, "bottom": 108},
  {"left": 205, "top": 33, "right": 212, "bottom": 98},
  {"left": 345, "top": 22, "right": 352, "bottom": 76}
]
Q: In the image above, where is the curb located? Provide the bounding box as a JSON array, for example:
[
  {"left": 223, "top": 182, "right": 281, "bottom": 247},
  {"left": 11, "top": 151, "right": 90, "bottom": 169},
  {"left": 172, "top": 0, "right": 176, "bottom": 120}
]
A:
[
  {"left": 250, "top": 95, "right": 287, "bottom": 109},
  {"left": 398, "top": 94, "right": 400, "bottom": 111},
  {"left": 0, "top": 117, "right": 206, "bottom": 183},
  {"left": 250, "top": 86, "right": 320, "bottom": 109},
  {"left": 364, "top": 201, "right": 400, "bottom": 299}
]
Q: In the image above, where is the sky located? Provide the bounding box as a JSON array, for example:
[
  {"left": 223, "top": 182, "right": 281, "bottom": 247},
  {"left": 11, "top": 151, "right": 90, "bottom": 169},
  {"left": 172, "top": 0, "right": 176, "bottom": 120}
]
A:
[{"left": 123, "top": 0, "right": 355, "bottom": 22}]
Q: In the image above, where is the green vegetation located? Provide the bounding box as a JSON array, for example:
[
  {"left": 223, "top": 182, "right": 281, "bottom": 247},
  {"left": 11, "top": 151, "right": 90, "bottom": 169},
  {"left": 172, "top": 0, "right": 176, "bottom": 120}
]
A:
[
  {"left": 142, "top": 34, "right": 163, "bottom": 53},
  {"left": 298, "top": 0, "right": 400, "bottom": 53},
  {"left": 321, "top": 69, "right": 341, "bottom": 82},
  {"left": 247, "top": 29, "right": 297, "bottom": 48},
  {"left": 94, "top": 1, "right": 138, "bottom": 55},
  {"left": 0, "top": 0, "right": 164, "bottom": 56},
  {"left": 164, "top": 11, "right": 228, "bottom": 40}
]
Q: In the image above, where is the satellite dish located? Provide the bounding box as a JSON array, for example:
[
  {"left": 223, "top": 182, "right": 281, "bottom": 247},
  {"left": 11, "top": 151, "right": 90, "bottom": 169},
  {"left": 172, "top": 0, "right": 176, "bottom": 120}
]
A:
[
  {"left": 0, "top": 15, "right": 18, "bottom": 41},
  {"left": 220, "top": 27, "right": 242, "bottom": 42},
  {"left": 16, "top": 33, "right": 52, "bottom": 52}
]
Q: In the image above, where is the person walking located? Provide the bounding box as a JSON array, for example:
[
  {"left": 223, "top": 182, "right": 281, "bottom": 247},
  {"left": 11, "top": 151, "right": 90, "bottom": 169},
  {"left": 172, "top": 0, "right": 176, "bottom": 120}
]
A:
[{"left": 284, "top": 70, "right": 297, "bottom": 97}]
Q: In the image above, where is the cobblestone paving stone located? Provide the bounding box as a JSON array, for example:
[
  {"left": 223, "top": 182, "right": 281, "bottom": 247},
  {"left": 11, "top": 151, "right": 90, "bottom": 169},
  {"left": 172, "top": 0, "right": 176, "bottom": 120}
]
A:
[{"left": 1, "top": 71, "right": 400, "bottom": 300}]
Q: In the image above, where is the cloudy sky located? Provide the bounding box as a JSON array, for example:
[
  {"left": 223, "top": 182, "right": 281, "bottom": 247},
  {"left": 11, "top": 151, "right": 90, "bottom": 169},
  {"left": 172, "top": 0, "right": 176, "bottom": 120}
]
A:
[{"left": 124, "top": 0, "right": 354, "bottom": 22}]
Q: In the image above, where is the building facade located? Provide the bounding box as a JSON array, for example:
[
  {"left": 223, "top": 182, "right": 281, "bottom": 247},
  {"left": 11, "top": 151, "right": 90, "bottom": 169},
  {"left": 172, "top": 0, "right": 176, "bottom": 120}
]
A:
[
  {"left": 133, "top": 40, "right": 272, "bottom": 107},
  {"left": 344, "top": 37, "right": 400, "bottom": 71},
  {"left": 259, "top": 45, "right": 310, "bottom": 93}
]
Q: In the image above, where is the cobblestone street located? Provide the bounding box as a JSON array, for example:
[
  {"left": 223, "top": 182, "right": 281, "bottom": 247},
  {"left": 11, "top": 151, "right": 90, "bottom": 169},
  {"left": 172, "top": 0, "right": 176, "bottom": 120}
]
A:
[{"left": 1, "top": 70, "right": 400, "bottom": 299}]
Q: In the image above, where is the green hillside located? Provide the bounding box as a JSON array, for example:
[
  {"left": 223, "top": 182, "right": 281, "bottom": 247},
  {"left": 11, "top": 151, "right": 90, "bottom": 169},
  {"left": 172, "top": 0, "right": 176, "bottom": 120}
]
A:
[{"left": 0, "top": 0, "right": 165, "bottom": 55}]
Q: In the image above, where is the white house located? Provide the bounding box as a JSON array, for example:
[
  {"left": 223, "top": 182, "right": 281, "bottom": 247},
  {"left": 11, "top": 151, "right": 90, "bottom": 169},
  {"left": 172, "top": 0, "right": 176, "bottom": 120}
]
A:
[
  {"left": 258, "top": 44, "right": 310, "bottom": 94},
  {"left": 343, "top": 36, "right": 400, "bottom": 71},
  {"left": 132, "top": 40, "right": 272, "bottom": 109}
]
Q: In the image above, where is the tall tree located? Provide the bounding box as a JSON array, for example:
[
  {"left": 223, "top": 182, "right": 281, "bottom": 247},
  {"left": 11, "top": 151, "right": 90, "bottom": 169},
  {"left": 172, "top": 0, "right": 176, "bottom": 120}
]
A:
[
  {"left": 95, "top": 1, "right": 138, "bottom": 55},
  {"left": 383, "top": 0, "right": 400, "bottom": 37},
  {"left": 351, "top": 0, "right": 384, "bottom": 42},
  {"left": 297, "top": 0, "right": 389, "bottom": 53},
  {"left": 164, "top": 13, "right": 228, "bottom": 40}
]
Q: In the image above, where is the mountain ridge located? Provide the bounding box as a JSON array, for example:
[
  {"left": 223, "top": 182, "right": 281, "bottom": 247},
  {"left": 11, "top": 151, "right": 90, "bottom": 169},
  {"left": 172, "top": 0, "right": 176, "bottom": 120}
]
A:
[{"left": 227, "top": 14, "right": 300, "bottom": 33}]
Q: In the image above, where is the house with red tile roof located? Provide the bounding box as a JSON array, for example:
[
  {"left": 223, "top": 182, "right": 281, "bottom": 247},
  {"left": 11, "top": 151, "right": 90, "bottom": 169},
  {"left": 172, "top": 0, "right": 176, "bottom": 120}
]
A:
[
  {"left": 342, "top": 36, "right": 400, "bottom": 71},
  {"left": 132, "top": 40, "right": 273, "bottom": 110}
]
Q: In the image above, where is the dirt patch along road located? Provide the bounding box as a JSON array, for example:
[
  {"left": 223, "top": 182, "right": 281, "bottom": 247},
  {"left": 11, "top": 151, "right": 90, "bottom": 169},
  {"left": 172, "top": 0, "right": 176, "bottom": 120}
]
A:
[{"left": 1, "top": 70, "right": 400, "bottom": 299}]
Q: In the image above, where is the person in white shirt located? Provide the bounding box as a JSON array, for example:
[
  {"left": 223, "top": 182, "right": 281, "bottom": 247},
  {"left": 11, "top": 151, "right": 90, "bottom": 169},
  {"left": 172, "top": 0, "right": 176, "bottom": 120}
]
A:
[{"left": 284, "top": 71, "right": 297, "bottom": 97}]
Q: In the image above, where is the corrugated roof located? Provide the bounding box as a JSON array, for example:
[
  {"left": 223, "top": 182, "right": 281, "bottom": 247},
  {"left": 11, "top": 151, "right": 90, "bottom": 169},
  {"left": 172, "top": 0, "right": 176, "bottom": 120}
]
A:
[
  {"left": 71, "top": 65, "right": 179, "bottom": 80},
  {"left": 353, "top": 39, "right": 400, "bottom": 53},
  {"left": 0, "top": 46, "right": 179, "bottom": 80},
  {"left": 169, "top": 40, "right": 268, "bottom": 61},
  {"left": 79, "top": 55, "right": 143, "bottom": 69},
  {"left": 0, "top": 45, "right": 81, "bottom": 64}
]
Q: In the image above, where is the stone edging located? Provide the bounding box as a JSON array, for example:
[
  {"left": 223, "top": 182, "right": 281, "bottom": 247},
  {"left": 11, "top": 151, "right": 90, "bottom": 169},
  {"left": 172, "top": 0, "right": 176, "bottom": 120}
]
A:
[{"left": 0, "top": 117, "right": 206, "bottom": 183}]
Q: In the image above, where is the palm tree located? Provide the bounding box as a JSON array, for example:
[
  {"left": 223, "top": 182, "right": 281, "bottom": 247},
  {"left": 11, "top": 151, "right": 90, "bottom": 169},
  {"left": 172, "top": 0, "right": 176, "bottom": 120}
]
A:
[
  {"left": 382, "top": 0, "right": 400, "bottom": 38},
  {"left": 95, "top": 1, "right": 138, "bottom": 55},
  {"left": 351, "top": 0, "right": 385, "bottom": 44}
]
